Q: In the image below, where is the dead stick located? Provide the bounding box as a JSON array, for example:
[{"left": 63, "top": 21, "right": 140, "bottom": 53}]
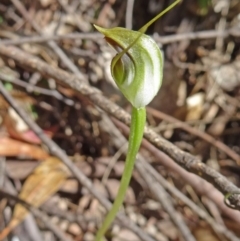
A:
[{"left": 0, "top": 44, "right": 239, "bottom": 209}]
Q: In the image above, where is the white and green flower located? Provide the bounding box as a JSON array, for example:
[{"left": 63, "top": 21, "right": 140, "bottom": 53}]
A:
[{"left": 94, "top": 25, "right": 163, "bottom": 108}]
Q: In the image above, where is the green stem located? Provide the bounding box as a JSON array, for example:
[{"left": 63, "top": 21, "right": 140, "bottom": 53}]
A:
[{"left": 95, "top": 107, "right": 146, "bottom": 241}]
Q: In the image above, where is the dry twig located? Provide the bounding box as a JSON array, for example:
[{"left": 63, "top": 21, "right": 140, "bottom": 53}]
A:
[
  {"left": 0, "top": 80, "right": 156, "bottom": 241},
  {"left": 10, "top": 0, "right": 85, "bottom": 81},
  {"left": 0, "top": 44, "right": 239, "bottom": 209},
  {"left": 147, "top": 107, "right": 240, "bottom": 164}
]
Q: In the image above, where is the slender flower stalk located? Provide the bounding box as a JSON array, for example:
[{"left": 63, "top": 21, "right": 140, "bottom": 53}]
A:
[{"left": 95, "top": 107, "right": 146, "bottom": 240}]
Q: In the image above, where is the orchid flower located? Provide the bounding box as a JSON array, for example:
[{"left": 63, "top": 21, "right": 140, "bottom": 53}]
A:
[{"left": 94, "top": 1, "right": 181, "bottom": 240}]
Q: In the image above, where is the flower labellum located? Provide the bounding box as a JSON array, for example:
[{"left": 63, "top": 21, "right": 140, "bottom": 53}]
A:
[{"left": 94, "top": 25, "right": 163, "bottom": 108}]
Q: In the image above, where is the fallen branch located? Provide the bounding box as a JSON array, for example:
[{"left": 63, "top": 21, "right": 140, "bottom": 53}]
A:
[
  {"left": 0, "top": 44, "right": 239, "bottom": 209},
  {"left": 0, "top": 80, "right": 156, "bottom": 241}
]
